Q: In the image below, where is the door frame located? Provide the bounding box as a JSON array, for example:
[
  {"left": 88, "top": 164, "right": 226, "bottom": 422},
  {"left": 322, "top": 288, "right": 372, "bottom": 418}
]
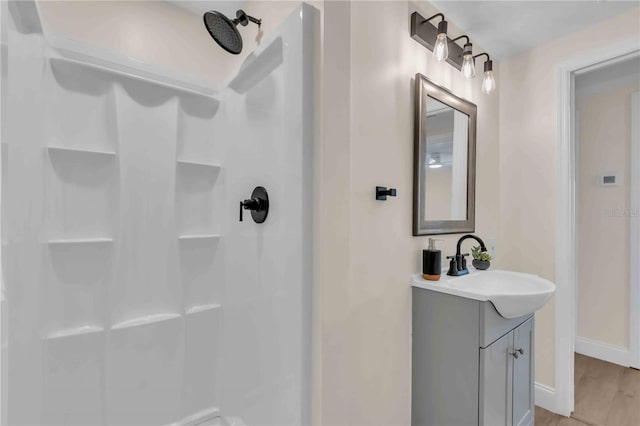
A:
[
  {"left": 555, "top": 38, "right": 640, "bottom": 416},
  {"left": 630, "top": 90, "right": 640, "bottom": 370}
]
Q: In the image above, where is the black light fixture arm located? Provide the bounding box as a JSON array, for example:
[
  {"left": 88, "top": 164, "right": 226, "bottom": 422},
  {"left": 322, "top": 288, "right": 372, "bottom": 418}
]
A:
[
  {"left": 473, "top": 53, "right": 493, "bottom": 72},
  {"left": 422, "top": 13, "right": 445, "bottom": 24},
  {"left": 473, "top": 52, "right": 491, "bottom": 62},
  {"left": 451, "top": 35, "right": 470, "bottom": 45}
]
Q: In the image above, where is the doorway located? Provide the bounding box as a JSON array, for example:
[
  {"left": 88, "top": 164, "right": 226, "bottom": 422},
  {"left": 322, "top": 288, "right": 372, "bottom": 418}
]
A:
[
  {"left": 571, "top": 57, "right": 640, "bottom": 424},
  {"left": 575, "top": 57, "right": 640, "bottom": 368},
  {"left": 555, "top": 39, "right": 640, "bottom": 416}
]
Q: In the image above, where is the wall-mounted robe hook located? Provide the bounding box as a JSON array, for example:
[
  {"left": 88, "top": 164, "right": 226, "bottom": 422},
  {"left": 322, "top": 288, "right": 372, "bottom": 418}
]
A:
[{"left": 376, "top": 186, "right": 397, "bottom": 201}]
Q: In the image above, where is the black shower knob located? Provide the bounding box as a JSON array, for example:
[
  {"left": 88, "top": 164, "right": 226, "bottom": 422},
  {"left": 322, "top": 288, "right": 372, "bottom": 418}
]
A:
[{"left": 239, "top": 186, "right": 269, "bottom": 223}]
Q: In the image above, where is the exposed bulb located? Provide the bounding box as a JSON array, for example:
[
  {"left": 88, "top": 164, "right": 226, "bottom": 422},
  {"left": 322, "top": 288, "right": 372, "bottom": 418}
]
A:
[
  {"left": 461, "top": 54, "right": 476, "bottom": 79},
  {"left": 482, "top": 70, "right": 496, "bottom": 94},
  {"left": 433, "top": 33, "right": 449, "bottom": 62}
]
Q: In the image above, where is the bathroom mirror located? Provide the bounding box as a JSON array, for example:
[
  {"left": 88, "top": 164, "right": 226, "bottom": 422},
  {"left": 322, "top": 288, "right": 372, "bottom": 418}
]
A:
[{"left": 413, "top": 73, "right": 477, "bottom": 235}]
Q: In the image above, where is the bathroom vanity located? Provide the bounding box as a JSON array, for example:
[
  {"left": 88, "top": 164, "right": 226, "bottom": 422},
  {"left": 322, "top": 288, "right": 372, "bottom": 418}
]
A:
[{"left": 411, "top": 271, "right": 555, "bottom": 426}]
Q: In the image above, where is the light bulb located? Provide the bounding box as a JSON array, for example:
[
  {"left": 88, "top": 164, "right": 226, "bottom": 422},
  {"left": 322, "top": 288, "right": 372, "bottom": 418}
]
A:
[
  {"left": 432, "top": 20, "right": 448, "bottom": 62},
  {"left": 433, "top": 33, "right": 448, "bottom": 62},
  {"left": 461, "top": 43, "right": 475, "bottom": 79},
  {"left": 482, "top": 70, "right": 496, "bottom": 94},
  {"left": 461, "top": 54, "right": 475, "bottom": 79}
]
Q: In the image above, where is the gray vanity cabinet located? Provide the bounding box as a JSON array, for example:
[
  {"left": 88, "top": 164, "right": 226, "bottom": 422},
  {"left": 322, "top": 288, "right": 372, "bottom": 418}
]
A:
[
  {"left": 480, "top": 318, "right": 534, "bottom": 426},
  {"left": 480, "top": 330, "right": 512, "bottom": 425},
  {"left": 512, "top": 318, "right": 535, "bottom": 426},
  {"left": 412, "top": 288, "right": 535, "bottom": 426}
]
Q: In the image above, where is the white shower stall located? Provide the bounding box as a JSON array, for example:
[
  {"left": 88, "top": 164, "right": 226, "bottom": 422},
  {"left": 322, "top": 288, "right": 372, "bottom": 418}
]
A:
[{"left": 1, "top": 1, "right": 313, "bottom": 425}]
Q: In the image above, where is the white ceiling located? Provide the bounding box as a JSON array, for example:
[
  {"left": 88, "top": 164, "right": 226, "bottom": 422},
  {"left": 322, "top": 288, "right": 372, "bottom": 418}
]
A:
[
  {"left": 167, "top": 0, "right": 245, "bottom": 17},
  {"left": 429, "top": 1, "right": 639, "bottom": 60}
]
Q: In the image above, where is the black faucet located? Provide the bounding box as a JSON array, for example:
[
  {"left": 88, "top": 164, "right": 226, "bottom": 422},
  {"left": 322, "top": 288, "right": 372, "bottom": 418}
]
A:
[{"left": 447, "top": 234, "right": 488, "bottom": 276}]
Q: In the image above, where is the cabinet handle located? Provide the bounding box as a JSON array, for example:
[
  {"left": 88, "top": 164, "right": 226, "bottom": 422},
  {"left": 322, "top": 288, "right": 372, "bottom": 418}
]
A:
[{"left": 511, "top": 348, "right": 524, "bottom": 358}]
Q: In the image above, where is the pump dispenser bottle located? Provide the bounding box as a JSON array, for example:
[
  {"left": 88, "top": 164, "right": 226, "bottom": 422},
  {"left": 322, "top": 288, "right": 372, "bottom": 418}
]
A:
[{"left": 422, "top": 238, "right": 442, "bottom": 281}]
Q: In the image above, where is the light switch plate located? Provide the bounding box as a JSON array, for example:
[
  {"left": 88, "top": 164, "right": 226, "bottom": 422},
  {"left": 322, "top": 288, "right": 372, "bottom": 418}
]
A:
[{"left": 487, "top": 238, "right": 497, "bottom": 259}]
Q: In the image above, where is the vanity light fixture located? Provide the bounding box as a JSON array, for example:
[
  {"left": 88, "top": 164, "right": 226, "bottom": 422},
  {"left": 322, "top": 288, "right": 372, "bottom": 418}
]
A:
[
  {"left": 410, "top": 11, "right": 496, "bottom": 94},
  {"left": 474, "top": 53, "right": 496, "bottom": 94},
  {"left": 423, "top": 13, "right": 449, "bottom": 62},
  {"left": 452, "top": 36, "right": 475, "bottom": 79}
]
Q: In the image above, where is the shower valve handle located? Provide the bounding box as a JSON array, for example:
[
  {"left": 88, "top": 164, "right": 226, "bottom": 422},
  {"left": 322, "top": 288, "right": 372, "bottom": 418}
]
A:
[
  {"left": 239, "top": 186, "right": 269, "bottom": 224},
  {"left": 239, "top": 199, "right": 261, "bottom": 221}
]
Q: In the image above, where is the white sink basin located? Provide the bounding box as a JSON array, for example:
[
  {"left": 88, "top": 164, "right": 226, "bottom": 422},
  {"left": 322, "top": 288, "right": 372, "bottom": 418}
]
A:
[{"left": 412, "top": 269, "right": 556, "bottom": 319}]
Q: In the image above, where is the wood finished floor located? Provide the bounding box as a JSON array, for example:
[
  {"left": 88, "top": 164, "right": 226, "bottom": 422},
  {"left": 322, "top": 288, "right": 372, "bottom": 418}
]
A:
[{"left": 535, "top": 353, "right": 640, "bottom": 426}]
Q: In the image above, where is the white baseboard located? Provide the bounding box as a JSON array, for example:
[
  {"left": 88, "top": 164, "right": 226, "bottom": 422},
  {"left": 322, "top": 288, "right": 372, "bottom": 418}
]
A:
[
  {"left": 575, "top": 336, "right": 631, "bottom": 367},
  {"left": 535, "top": 382, "right": 556, "bottom": 413}
]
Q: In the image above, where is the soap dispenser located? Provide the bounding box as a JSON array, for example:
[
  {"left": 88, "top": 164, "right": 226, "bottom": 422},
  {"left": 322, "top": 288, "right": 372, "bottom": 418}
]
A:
[{"left": 422, "top": 238, "right": 442, "bottom": 281}]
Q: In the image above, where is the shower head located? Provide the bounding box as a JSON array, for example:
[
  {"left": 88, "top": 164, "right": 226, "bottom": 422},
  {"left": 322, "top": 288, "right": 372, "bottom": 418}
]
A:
[{"left": 203, "top": 9, "right": 262, "bottom": 55}]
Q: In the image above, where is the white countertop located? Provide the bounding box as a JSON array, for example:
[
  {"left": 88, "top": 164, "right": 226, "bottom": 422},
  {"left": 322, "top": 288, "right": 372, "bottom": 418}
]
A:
[{"left": 411, "top": 269, "right": 557, "bottom": 318}]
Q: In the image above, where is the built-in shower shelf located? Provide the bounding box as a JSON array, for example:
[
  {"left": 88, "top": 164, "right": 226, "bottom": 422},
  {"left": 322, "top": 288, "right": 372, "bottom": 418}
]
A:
[
  {"left": 111, "top": 313, "right": 181, "bottom": 330},
  {"left": 47, "top": 237, "right": 113, "bottom": 245},
  {"left": 186, "top": 304, "right": 221, "bottom": 315},
  {"left": 229, "top": 37, "right": 284, "bottom": 94},
  {"left": 47, "top": 145, "right": 117, "bottom": 157},
  {"left": 46, "top": 325, "right": 104, "bottom": 340},
  {"left": 178, "top": 234, "right": 221, "bottom": 241},
  {"left": 48, "top": 56, "right": 221, "bottom": 101},
  {"left": 176, "top": 160, "right": 222, "bottom": 170}
]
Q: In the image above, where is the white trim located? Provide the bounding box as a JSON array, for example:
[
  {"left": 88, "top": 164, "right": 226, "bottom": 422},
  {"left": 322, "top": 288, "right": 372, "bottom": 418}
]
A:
[
  {"left": 574, "top": 109, "right": 581, "bottom": 343},
  {"left": 575, "top": 337, "right": 632, "bottom": 367},
  {"left": 555, "top": 37, "right": 640, "bottom": 417},
  {"left": 630, "top": 91, "right": 640, "bottom": 369},
  {"left": 1, "top": 3, "right": 6, "bottom": 426},
  {"left": 573, "top": 49, "right": 640, "bottom": 76},
  {"left": 535, "top": 383, "right": 556, "bottom": 413},
  {"left": 555, "top": 56, "right": 577, "bottom": 418}
]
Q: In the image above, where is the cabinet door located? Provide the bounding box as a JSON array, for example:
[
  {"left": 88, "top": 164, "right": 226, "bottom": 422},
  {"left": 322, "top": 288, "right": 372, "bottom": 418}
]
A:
[
  {"left": 480, "top": 331, "right": 513, "bottom": 426},
  {"left": 512, "top": 317, "right": 534, "bottom": 426}
]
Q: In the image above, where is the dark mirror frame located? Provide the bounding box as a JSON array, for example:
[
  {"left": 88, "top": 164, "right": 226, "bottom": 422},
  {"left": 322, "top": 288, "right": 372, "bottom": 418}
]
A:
[{"left": 413, "top": 73, "right": 477, "bottom": 236}]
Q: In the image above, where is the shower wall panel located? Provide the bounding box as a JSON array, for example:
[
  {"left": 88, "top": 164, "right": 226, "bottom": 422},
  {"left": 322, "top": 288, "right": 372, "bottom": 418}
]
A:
[
  {"left": 2, "top": 2, "right": 312, "bottom": 425},
  {"left": 218, "top": 7, "right": 313, "bottom": 424}
]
